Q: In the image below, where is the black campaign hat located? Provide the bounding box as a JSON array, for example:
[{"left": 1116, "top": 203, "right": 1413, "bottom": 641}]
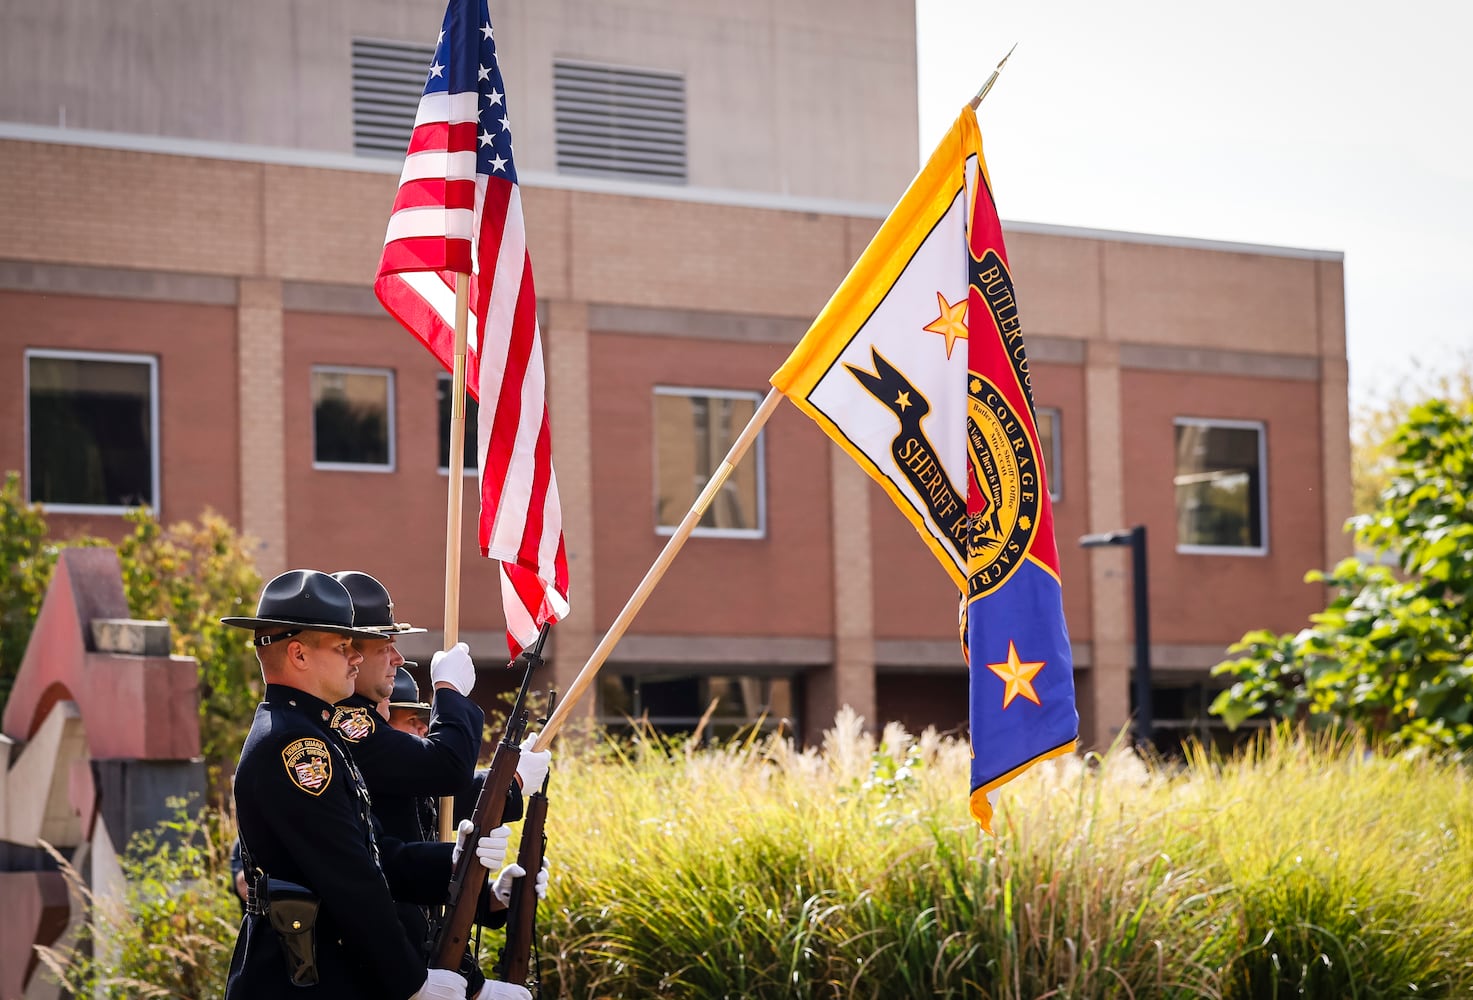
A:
[
  {"left": 221, "top": 570, "right": 384, "bottom": 640},
  {"left": 387, "top": 665, "right": 431, "bottom": 712},
  {"left": 331, "top": 571, "right": 428, "bottom": 635}
]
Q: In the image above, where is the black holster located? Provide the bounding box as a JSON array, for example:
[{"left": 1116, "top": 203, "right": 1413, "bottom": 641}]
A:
[{"left": 265, "top": 878, "right": 321, "bottom": 987}]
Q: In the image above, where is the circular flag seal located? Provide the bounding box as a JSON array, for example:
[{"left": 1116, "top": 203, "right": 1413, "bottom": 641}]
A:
[{"left": 965, "top": 372, "right": 1042, "bottom": 600}]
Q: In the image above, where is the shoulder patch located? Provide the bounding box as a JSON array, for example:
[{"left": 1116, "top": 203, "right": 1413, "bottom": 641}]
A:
[
  {"left": 282, "top": 737, "right": 333, "bottom": 795},
  {"left": 330, "top": 706, "right": 377, "bottom": 743}
]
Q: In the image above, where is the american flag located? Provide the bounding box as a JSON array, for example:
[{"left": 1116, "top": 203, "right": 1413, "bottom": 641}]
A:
[{"left": 374, "top": 0, "right": 569, "bottom": 654}]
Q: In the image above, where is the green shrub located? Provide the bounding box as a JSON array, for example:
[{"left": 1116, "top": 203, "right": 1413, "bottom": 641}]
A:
[
  {"left": 0, "top": 472, "right": 262, "bottom": 778},
  {"left": 115, "top": 507, "right": 262, "bottom": 771},
  {"left": 0, "top": 471, "right": 61, "bottom": 705},
  {"left": 1213, "top": 398, "right": 1473, "bottom": 756},
  {"left": 36, "top": 801, "right": 240, "bottom": 998}
]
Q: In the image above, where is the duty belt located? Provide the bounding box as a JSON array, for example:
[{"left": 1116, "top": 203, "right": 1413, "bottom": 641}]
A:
[{"left": 240, "top": 838, "right": 321, "bottom": 987}]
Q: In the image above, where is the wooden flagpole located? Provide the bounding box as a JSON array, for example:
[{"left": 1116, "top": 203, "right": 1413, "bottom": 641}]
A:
[
  {"left": 438, "top": 271, "right": 471, "bottom": 841},
  {"left": 531, "top": 386, "right": 783, "bottom": 750}
]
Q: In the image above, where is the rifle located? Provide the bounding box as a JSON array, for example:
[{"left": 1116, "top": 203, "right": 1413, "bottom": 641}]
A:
[
  {"left": 431, "top": 624, "right": 550, "bottom": 969},
  {"left": 495, "top": 692, "right": 554, "bottom": 988}
]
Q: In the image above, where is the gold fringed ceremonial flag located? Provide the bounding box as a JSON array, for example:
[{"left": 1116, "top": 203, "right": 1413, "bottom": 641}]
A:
[{"left": 771, "top": 106, "right": 1078, "bottom": 831}]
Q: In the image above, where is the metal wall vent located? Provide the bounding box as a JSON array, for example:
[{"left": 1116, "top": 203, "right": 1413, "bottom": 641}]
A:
[
  {"left": 554, "top": 59, "right": 687, "bottom": 184},
  {"left": 352, "top": 38, "right": 437, "bottom": 158}
]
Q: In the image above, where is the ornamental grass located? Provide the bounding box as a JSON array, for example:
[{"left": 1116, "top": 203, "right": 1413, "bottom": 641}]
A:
[
  {"left": 38, "top": 713, "right": 1473, "bottom": 999},
  {"left": 529, "top": 713, "right": 1473, "bottom": 999}
]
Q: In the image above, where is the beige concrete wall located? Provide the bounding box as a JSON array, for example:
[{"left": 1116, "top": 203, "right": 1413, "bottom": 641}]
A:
[
  {"left": 1081, "top": 342, "right": 1131, "bottom": 747},
  {"left": 543, "top": 299, "right": 598, "bottom": 724},
  {"left": 0, "top": 139, "right": 882, "bottom": 316},
  {"left": 1101, "top": 241, "right": 1322, "bottom": 355},
  {"left": 238, "top": 280, "right": 288, "bottom": 577},
  {"left": 0, "top": 0, "right": 918, "bottom": 203},
  {"left": 818, "top": 440, "right": 877, "bottom": 742},
  {"left": 0, "top": 142, "right": 265, "bottom": 276}
]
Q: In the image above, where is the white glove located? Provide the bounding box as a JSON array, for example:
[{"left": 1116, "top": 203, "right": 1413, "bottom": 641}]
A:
[
  {"left": 476, "top": 824, "right": 512, "bottom": 872},
  {"left": 450, "top": 819, "right": 474, "bottom": 866},
  {"left": 477, "top": 981, "right": 532, "bottom": 1000},
  {"left": 491, "top": 860, "right": 548, "bottom": 905},
  {"left": 412, "top": 968, "right": 467, "bottom": 1000},
  {"left": 515, "top": 733, "right": 550, "bottom": 792},
  {"left": 430, "top": 641, "right": 475, "bottom": 696}
]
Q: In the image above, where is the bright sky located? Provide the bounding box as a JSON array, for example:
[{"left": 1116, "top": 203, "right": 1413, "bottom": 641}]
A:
[{"left": 915, "top": 0, "right": 1473, "bottom": 413}]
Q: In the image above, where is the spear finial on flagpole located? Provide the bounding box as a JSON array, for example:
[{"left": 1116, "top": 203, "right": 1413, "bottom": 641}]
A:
[{"left": 970, "top": 42, "right": 1017, "bottom": 109}]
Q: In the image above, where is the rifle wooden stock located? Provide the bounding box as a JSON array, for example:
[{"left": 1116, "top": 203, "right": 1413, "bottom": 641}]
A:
[
  {"left": 431, "top": 742, "right": 521, "bottom": 969},
  {"left": 496, "top": 785, "right": 547, "bottom": 985}
]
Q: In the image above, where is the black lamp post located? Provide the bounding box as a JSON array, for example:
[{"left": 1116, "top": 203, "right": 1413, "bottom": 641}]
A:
[{"left": 1079, "top": 525, "right": 1153, "bottom": 749}]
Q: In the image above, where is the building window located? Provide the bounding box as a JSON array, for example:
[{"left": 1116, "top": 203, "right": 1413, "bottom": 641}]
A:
[
  {"left": 554, "top": 59, "right": 688, "bottom": 184},
  {"left": 25, "top": 350, "right": 159, "bottom": 512},
  {"left": 1036, "top": 406, "right": 1062, "bottom": 502},
  {"left": 1174, "top": 418, "right": 1267, "bottom": 554},
  {"left": 351, "top": 38, "right": 437, "bottom": 158},
  {"left": 312, "top": 367, "right": 394, "bottom": 471},
  {"left": 598, "top": 673, "right": 795, "bottom": 742},
  {"left": 654, "top": 387, "right": 764, "bottom": 537},
  {"left": 437, "top": 374, "right": 480, "bottom": 474}
]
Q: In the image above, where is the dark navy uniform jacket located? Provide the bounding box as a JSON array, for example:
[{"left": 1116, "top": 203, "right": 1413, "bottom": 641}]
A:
[
  {"left": 328, "top": 690, "right": 483, "bottom": 801},
  {"left": 330, "top": 690, "right": 523, "bottom": 972},
  {"left": 328, "top": 689, "right": 514, "bottom": 845},
  {"left": 226, "top": 685, "right": 453, "bottom": 1000}
]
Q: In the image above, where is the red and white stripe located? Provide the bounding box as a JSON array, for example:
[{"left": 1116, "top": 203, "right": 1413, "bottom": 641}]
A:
[{"left": 376, "top": 90, "right": 570, "bottom": 654}]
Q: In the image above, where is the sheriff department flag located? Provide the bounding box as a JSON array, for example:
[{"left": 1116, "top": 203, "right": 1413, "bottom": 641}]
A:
[{"left": 771, "top": 106, "right": 1078, "bottom": 831}]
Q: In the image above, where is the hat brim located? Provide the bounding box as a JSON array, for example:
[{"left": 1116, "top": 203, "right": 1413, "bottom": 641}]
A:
[
  {"left": 388, "top": 700, "right": 432, "bottom": 713},
  {"left": 362, "top": 623, "right": 429, "bottom": 635},
  {"left": 219, "top": 616, "right": 385, "bottom": 640}
]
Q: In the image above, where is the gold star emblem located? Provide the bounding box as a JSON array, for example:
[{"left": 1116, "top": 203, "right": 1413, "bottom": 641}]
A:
[
  {"left": 895, "top": 391, "right": 912, "bottom": 412},
  {"left": 985, "top": 640, "right": 1046, "bottom": 708},
  {"left": 1018, "top": 515, "right": 1032, "bottom": 531},
  {"left": 923, "top": 291, "right": 968, "bottom": 359}
]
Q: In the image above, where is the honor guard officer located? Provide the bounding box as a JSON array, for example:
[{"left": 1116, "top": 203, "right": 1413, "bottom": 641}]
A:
[
  {"left": 387, "top": 665, "right": 432, "bottom": 737},
  {"left": 222, "top": 570, "right": 494, "bottom": 1000},
  {"left": 381, "top": 668, "right": 439, "bottom": 850},
  {"left": 329, "top": 572, "right": 547, "bottom": 999},
  {"left": 327, "top": 570, "right": 502, "bottom": 845},
  {"left": 328, "top": 572, "right": 548, "bottom": 840}
]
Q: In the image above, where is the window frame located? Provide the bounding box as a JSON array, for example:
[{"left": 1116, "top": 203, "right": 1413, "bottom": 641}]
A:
[
  {"left": 436, "top": 373, "right": 479, "bottom": 477},
  {"left": 1036, "top": 405, "right": 1063, "bottom": 503},
  {"left": 1173, "top": 416, "right": 1269, "bottom": 557},
  {"left": 310, "top": 365, "right": 397, "bottom": 473},
  {"left": 596, "top": 671, "right": 796, "bottom": 738},
  {"left": 24, "top": 348, "right": 161, "bottom": 516},
  {"left": 652, "top": 385, "right": 767, "bottom": 539}
]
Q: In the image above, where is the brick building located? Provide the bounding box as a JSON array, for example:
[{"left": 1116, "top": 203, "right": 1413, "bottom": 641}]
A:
[{"left": 0, "top": 0, "right": 1351, "bottom": 748}]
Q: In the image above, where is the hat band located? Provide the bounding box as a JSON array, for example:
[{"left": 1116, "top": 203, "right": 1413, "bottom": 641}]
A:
[{"left": 254, "top": 628, "right": 305, "bottom": 647}]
